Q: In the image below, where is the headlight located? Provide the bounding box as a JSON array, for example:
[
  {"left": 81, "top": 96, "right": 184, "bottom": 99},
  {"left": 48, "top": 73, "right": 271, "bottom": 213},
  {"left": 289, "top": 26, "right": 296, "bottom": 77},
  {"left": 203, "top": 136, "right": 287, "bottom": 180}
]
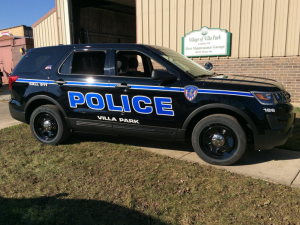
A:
[{"left": 252, "top": 92, "right": 277, "bottom": 105}]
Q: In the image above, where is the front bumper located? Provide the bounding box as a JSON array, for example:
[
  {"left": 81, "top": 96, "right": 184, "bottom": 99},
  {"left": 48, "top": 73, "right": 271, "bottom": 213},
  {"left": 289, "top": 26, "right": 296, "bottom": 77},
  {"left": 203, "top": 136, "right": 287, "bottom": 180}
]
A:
[
  {"left": 254, "top": 124, "right": 294, "bottom": 150},
  {"left": 254, "top": 112, "right": 295, "bottom": 150}
]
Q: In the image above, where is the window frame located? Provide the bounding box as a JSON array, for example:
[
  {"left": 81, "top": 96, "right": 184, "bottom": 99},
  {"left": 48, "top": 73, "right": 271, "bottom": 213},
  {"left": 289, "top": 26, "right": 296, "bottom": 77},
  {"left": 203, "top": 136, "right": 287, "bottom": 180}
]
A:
[
  {"left": 58, "top": 49, "right": 110, "bottom": 76},
  {"left": 111, "top": 50, "right": 169, "bottom": 80}
]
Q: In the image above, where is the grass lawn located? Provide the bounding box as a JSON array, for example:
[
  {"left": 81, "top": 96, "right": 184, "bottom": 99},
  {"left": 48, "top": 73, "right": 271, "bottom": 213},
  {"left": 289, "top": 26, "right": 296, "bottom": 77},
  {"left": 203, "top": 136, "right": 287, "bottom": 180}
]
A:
[
  {"left": 1, "top": 124, "right": 300, "bottom": 224},
  {"left": 281, "top": 107, "right": 300, "bottom": 151}
]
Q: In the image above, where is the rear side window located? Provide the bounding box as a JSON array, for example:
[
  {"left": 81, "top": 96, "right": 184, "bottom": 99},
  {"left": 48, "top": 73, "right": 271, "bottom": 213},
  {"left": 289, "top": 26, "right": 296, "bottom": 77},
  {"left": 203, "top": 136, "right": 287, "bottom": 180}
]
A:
[
  {"left": 14, "top": 52, "right": 54, "bottom": 73},
  {"left": 60, "top": 51, "right": 106, "bottom": 75}
]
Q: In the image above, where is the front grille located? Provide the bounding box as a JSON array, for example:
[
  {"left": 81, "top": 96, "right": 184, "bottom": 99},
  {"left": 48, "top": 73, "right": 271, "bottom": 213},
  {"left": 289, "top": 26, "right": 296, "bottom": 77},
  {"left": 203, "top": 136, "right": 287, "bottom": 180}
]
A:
[{"left": 273, "top": 91, "right": 291, "bottom": 104}]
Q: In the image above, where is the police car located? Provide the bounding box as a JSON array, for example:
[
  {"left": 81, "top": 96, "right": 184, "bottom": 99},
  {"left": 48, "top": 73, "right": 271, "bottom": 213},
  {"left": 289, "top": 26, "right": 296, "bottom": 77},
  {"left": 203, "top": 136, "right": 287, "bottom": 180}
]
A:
[{"left": 9, "top": 44, "right": 295, "bottom": 166}]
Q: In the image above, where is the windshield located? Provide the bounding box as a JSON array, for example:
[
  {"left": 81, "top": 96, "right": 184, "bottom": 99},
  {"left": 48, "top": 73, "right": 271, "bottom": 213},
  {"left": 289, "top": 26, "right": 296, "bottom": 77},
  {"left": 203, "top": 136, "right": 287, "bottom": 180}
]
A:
[{"left": 150, "top": 45, "right": 213, "bottom": 77}]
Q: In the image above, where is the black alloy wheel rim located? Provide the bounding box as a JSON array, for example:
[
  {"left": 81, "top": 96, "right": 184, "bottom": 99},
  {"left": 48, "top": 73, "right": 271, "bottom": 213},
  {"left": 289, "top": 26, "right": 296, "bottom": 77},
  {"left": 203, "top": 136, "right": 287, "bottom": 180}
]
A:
[
  {"left": 34, "top": 113, "right": 58, "bottom": 141},
  {"left": 199, "top": 124, "right": 238, "bottom": 159}
]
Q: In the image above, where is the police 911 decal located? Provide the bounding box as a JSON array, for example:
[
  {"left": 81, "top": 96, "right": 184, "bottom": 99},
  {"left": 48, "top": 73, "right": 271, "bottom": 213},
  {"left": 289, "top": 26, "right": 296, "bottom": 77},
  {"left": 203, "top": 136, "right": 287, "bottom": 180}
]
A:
[{"left": 68, "top": 91, "right": 175, "bottom": 116}]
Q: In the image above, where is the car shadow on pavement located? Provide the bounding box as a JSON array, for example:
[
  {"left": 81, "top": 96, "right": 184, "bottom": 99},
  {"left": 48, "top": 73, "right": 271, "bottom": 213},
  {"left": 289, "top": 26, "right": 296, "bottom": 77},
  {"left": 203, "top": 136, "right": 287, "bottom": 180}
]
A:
[
  {"left": 66, "top": 133, "right": 300, "bottom": 166},
  {"left": 0, "top": 193, "right": 167, "bottom": 225}
]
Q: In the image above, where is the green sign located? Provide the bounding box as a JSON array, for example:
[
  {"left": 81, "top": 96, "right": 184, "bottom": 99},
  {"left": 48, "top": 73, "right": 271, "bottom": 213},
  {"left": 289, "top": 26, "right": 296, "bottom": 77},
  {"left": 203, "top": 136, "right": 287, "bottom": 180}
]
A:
[{"left": 182, "top": 26, "right": 231, "bottom": 57}]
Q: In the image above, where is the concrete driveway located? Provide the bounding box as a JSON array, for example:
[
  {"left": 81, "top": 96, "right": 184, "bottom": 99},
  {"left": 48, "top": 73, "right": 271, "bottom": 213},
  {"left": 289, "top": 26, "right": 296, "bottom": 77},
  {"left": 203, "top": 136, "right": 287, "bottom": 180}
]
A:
[
  {"left": 0, "top": 86, "right": 299, "bottom": 188},
  {"left": 0, "top": 84, "right": 22, "bottom": 129}
]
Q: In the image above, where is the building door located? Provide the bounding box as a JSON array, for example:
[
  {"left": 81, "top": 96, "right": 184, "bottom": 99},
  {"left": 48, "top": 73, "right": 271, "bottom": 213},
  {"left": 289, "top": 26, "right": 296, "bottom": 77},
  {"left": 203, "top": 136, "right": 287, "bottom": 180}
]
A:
[{"left": 0, "top": 46, "right": 13, "bottom": 83}]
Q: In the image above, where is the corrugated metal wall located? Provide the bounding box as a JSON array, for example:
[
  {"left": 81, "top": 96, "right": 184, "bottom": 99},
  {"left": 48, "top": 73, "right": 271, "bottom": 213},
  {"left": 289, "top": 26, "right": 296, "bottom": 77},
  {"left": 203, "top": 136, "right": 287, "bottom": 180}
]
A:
[
  {"left": 56, "top": 0, "right": 71, "bottom": 46},
  {"left": 33, "top": 11, "right": 58, "bottom": 48},
  {"left": 136, "top": 0, "right": 300, "bottom": 58},
  {"left": 32, "top": 0, "right": 71, "bottom": 48}
]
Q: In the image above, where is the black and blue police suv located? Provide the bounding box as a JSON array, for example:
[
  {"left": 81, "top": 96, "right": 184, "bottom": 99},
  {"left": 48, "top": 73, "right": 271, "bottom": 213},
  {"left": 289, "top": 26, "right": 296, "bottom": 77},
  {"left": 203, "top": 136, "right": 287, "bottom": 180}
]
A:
[{"left": 8, "top": 44, "right": 295, "bottom": 166}]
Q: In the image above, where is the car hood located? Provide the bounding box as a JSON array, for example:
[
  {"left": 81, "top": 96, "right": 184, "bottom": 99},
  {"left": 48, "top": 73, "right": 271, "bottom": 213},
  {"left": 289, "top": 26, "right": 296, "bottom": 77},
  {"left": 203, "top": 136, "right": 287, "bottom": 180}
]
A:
[{"left": 197, "top": 74, "right": 285, "bottom": 92}]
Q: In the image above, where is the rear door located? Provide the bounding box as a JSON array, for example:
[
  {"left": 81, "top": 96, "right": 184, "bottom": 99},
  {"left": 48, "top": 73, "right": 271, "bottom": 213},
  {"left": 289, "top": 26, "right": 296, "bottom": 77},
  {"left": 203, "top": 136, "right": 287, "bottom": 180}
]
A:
[
  {"left": 108, "top": 49, "right": 184, "bottom": 140},
  {"left": 49, "top": 48, "right": 114, "bottom": 135}
]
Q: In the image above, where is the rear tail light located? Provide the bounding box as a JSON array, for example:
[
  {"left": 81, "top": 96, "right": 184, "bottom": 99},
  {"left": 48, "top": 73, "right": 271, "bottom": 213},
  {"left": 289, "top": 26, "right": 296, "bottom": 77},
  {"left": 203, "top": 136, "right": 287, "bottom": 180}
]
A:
[{"left": 9, "top": 76, "right": 19, "bottom": 91}]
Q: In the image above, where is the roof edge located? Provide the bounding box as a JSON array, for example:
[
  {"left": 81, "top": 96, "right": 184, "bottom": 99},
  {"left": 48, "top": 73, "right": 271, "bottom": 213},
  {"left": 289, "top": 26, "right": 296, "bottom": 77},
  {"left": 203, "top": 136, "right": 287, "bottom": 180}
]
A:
[{"left": 32, "top": 7, "right": 56, "bottom": 28}]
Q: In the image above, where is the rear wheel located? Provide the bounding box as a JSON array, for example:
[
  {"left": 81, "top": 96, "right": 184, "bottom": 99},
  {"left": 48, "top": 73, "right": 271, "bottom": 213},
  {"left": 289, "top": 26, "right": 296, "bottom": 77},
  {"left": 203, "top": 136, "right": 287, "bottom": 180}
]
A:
[
  {"left": 192, "top": 114, "right": 247, "bottom": 166},
  {"left": 30, "top": 105, "right": 70, "bottom": 145}
]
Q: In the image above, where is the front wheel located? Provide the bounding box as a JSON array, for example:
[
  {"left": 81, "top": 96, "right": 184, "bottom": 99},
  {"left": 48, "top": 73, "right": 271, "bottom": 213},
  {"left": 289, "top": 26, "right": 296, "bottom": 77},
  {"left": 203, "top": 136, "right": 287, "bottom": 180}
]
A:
[
  {"left": 30, "top": 105, "right": 70, "bottom": 145},
  {"left": 192, "top": 114, "right": 247, "bottom": 166}
]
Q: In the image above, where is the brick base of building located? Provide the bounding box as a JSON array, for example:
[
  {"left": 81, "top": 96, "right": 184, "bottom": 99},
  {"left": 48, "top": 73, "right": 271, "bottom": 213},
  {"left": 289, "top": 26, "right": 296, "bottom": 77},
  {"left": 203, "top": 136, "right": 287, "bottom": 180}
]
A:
[{"left": 192, "top": 56, "right": 300, "bottom": 106}]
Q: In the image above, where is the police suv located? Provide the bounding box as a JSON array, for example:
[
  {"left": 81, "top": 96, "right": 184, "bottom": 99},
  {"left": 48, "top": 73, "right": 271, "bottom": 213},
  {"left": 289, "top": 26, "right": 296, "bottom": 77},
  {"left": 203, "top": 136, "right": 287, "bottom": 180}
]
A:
[{"left": 9, "top": 44, "right": 295, "bottom": 165}]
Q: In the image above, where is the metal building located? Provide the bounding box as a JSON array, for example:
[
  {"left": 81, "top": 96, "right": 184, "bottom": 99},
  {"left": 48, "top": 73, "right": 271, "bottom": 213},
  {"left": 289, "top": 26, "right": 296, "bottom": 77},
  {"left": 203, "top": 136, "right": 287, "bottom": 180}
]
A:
[{"left": 32, "top": 0, "right": 300, "bottom": 105}]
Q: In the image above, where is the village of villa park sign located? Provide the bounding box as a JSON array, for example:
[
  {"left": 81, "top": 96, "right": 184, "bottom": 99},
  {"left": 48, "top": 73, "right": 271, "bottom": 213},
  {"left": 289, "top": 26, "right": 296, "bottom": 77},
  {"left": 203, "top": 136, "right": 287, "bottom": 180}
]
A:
[{"left": 182, "top": 26, "right": 231, "bottom": 57}]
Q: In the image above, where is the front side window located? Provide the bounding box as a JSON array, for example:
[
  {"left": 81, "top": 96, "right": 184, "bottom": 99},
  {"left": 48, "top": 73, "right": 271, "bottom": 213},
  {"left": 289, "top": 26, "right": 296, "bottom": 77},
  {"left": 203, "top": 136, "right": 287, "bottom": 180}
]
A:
[
  {"left": 60, "top": 51, "right": 106, "bottom": 75},
  {"left": 116, "top": 51, "right": 166, "bottom": 78}
]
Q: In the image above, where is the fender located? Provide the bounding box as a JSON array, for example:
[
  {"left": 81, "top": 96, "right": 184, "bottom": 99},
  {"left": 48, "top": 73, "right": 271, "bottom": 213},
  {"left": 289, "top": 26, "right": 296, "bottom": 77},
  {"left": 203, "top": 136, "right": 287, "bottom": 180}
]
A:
[
  {"left": 25, "top": 95, "right": 71, "bottom": 127},
  {"left": 182, "top": 103, "right": 258, "bottom": 135}
]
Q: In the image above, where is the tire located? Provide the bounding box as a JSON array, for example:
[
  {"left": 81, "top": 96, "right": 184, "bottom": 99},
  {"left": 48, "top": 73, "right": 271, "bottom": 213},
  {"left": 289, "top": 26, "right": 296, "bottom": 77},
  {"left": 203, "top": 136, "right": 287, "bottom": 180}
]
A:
[
  {"left": 30, "top": 105, "right": 71, "bottom": 145},
  {"left": 192, "top": 114, "right": 247, "bottom": 166}
]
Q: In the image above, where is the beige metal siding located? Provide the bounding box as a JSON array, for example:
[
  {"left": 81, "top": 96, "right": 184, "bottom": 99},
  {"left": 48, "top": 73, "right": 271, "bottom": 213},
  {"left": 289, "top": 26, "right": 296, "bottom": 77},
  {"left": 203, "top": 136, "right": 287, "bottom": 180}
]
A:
[
  {"left": 155, "top": 0, "right": 163, "bottom": 46},
  {"left": 230, "top": 0, "right": 241, "bottom": 58},
  {"left": 286, "top": 0, "right": 300, "bottom": 56},
  {"left": 136, "top": 0, "right": 300, "bottom": 58},
  {"left": 211, "top": 0, "right": 220, "bottom": 28},
  {"left": 33, "top": 11, "right": 59, "bottom": 48},
  {"left": 149, "top": 0, "right": 156, "bottom": 45},
  {"left": 57, "top": 0, "right": 66, "bottom": 45},
  {"left": 177, "top": 0, "right": 185, "bottom": 52},
  {"left": 193, "top": 0, "right": 202, "bottom": 30},
  {"left": 239, "top": 0, "right": 252, "bottom": 58},
  {"left": 136, "top": 0, "right": 143, "bottom": 44},
  {"left": 169, "top": 0, "right": 177, "bottom": 51},
  {"left": 162, "top": 0, "right": 170, "bottom": 47},
  {"left": 273, "top": 0, "right": 289, "bottom": 57},
  {"left": 202, "top": 0, "right": 211, "bottom": 28},
  {"left": 250, "top": 0, "right": 264, "bottom": 57}
]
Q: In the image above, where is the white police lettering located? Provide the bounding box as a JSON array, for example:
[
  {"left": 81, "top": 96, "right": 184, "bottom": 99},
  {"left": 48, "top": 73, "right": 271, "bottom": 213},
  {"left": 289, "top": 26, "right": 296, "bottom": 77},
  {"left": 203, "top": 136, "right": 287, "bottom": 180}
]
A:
[
  {"left": 29, "top": 82, "right": 47, "bottom": 87},
  {"left": 263, "top": 108, "right": 275, "bottom": 112},
  {"left": 97, "top": 116, "right": 117, "bottom": 121},
  {"left": 97, "top": 116, "right": 139, "bottom": 124},
  {"left": 69, "top": 91, "right": 175, "bottom": 116}
]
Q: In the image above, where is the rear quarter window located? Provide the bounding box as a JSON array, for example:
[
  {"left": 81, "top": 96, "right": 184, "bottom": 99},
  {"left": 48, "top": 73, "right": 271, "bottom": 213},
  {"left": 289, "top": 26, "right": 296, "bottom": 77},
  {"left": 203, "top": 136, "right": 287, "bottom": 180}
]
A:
[{"left": 14, "top": 52, "right": 54, "bottom": 73}]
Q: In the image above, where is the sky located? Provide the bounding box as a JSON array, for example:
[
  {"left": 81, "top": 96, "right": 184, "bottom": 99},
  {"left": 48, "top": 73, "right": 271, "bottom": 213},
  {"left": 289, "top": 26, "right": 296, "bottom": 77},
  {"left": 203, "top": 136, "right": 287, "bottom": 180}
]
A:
[{"left": 0, "top": 0, "right": 55, "bottom": 30}]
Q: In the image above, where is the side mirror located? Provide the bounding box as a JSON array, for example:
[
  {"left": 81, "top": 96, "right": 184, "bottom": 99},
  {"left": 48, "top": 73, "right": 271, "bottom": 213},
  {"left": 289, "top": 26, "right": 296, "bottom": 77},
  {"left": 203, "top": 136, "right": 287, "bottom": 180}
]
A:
[
  {"left": 205, "top": 62, "right": 213, "bottom": 70},
  {"left": 0, "top": 72, "right": 3, "bottom": 77},
  {"left": 151, "top": 70, "right": 177, "bottom": 82}
]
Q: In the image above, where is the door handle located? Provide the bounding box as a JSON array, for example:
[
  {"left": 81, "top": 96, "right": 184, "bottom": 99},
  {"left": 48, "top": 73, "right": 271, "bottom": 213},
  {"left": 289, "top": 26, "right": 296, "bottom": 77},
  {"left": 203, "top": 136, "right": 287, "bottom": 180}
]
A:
[
  {"left": 54, "top": 80, "right": 67, "bottom": 85},
  {"left": 115, "top": 83, "right": 131, "bottom": 89}
]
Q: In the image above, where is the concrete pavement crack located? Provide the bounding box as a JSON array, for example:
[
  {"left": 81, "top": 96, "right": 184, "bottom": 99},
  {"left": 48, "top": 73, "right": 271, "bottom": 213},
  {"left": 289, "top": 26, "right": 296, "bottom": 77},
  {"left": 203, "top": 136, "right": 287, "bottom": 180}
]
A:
[
  {"left": 290, "top": 169, "right": 300, "bottom": 186},
  {"left": 178, "top": 152, "right": 192, "bottom": 159}
]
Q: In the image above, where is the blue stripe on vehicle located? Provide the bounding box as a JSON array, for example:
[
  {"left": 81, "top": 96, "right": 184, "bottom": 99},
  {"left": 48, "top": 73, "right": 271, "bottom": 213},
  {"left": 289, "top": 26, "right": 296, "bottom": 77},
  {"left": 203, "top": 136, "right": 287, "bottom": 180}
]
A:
[
  {"left": 16, "top": 79, "right": 50, "bottom": 83},
  {"left": 131, "top": 85, "right": 182, "bottom": 92},
  {"left": 15, "top": 79, "right": 254, "bottom": 97},
  {"left": 197, "top": 89, "right": 253, "bottom": 97},
  {"left": 65, "top": 81, "right": 115, "bottom": 87}
]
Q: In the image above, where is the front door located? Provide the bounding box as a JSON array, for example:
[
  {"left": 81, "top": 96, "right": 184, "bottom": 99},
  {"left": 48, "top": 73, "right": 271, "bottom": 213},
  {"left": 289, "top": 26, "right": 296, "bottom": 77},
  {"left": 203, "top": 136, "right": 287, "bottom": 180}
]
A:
[
  {"left": 49, "top": 48, "right": 114, "bottom": 135},
  {"left": 108, "top": 49, "right": 184, "bottom": 140}
]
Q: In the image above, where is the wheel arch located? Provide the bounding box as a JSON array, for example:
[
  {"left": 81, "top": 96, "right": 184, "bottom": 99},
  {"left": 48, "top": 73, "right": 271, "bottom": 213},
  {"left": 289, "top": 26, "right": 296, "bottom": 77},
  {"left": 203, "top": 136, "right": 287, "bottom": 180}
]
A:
[
  {"left": 183, "top": 103, "right": 258, "bottom": 141},
  {"left": 24, "top": 95, "right": 68, "bottom": 124}
]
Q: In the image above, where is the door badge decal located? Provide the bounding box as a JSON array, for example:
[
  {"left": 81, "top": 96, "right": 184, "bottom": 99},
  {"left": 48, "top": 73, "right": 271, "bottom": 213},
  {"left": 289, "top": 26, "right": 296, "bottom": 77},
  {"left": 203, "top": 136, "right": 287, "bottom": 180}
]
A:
[{"left": 184, "top": 86, "right": 198, "bottom": 101}]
